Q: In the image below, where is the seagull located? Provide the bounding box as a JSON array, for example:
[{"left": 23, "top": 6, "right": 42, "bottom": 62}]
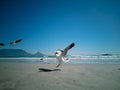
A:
[
  {"left": 0, "top": 43, "right": 5, "bottom": 46},
  {"left": 55, "top": 43, "right": 75, "bottom": 67},
  {"left": 10, "top": 39, "right": 22, "bottom": 45}
]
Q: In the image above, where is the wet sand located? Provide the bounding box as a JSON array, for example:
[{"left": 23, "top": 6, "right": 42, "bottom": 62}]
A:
[{"left": 0, "top": 62, "right": 120, "bottom": 90}]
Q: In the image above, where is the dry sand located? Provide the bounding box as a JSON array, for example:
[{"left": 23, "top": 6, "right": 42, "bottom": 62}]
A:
[{"left": 0, "top": 62, "right": 120, "bottom": 90}]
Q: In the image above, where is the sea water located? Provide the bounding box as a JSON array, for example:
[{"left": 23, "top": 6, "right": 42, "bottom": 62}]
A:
[{"left": 0, "top": 56, "right": 120, "bottom": 64}]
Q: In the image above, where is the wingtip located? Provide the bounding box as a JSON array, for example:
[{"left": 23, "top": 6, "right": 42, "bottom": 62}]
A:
[
  {"left": 71, "top": 43, "right": 75, "bottom": 47},
  {"left": 20, "top": 39, "right": 23, "bottom": 41}
]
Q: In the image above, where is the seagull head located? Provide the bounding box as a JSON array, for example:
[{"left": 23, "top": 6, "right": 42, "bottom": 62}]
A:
[{"left": 55, "top": 49, "right": 63, "bottom": 57}]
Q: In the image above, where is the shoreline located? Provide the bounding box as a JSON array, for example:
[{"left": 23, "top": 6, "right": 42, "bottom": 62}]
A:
[{"left": 0, "top": 58, "right": 120, "bottom": 65}]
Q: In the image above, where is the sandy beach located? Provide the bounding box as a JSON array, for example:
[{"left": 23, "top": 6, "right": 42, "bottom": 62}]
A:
[{"left": 0, "top": 62, "right": 120, "bottom": 90}]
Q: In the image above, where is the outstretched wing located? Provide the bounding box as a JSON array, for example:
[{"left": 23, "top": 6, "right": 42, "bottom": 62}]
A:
[
  {"left": 62, "top": 43, "right": 75, "bottom": 56},
  {"left": 10, "top": 39, "right": 22, "bottom": 45},
  {"left": 15, "top": 39, "right": 22, "bottom": 43}
]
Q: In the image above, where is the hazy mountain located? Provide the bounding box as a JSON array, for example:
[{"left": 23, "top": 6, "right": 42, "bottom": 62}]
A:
[
  {"left": 0, "top": 49, "right": 44, "bottom": 57},
  {"left": 34, "top": 51, "right": 45, "bottom": 57}
]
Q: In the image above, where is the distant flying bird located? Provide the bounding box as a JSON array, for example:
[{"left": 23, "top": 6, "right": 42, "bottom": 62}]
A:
[
  {"left": 55, "top": 43, "right": 75, "bottom": 67},
  {"left": 10, "top": 39, "right": 22, "bottom": 45},
  {"left": 0, "top": 43, "right": 5, "bottom": 46}
]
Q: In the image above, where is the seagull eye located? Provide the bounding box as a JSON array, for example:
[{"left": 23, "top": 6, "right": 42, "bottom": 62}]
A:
[{"left": 55, "top": 52, "right": 58, "bottom": 54}]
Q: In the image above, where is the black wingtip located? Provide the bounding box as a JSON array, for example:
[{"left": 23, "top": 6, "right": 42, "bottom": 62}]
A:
[
  {"left": 0, "top": 43, "right": 5, "bottom": 46},
  {"left": 15, "top": 39, "right": 22, "bottom": 41},
  {"left": 20, "top": 39, "right": 22, "bottom": 41},
  {"left": 71, "top": 43, "right": 75, "bottom": 47}
]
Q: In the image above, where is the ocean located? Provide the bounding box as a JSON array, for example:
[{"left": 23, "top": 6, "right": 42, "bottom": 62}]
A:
[{"left": 0, "top": 56, "right": 120, "bottom": 64}]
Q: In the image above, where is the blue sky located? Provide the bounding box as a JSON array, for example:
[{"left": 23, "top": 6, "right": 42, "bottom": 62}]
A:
[{"left": 0, "top": 0, "right": 120, "bottom": 55}]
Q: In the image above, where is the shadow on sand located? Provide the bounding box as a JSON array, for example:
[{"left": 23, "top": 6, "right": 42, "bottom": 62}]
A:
[{"left": 38, "top": 68, "right": 61, "bottom": 72}]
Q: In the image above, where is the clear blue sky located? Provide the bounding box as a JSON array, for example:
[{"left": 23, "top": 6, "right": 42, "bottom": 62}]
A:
[{"left": 0, "top": 0, "right": 120, "bottom": 55}]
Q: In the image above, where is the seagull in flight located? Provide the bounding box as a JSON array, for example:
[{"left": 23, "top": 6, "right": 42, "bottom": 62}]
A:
[
  {"left": 55, "top": 43, "right": 75, "bottom": 67},
  {"left": 10, "top": 39, "right": 22, "bottom": 45}
]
